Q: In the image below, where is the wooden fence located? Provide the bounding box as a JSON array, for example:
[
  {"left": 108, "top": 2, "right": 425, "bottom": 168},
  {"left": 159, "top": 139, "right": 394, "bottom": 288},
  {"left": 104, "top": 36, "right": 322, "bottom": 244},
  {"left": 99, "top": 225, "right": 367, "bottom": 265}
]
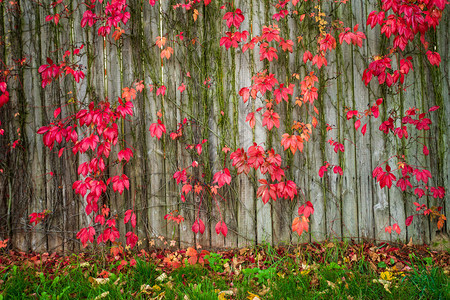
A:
[{"left": 0, "top": 0, "right": 448, "bottom": 252}]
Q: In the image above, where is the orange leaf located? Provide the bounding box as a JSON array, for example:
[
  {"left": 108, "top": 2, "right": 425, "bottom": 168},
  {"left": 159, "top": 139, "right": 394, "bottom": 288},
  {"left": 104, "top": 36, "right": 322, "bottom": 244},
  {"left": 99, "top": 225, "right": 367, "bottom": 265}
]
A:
[
  {"left": 0, "top": 239, "right": 8, "bottom": 248},
  {"left": 312, "top": 117, "right": 317, "bottom": 128},
  {"left": 292, "top": 216, "right": 309, "bottom": 236},
  {"left": 112, "top": 27, "right": 124, "bottom": 41},
  {"left": 161, "top": 47, "right": 174, "bottom": 60},
  {"left": 121, "top": 87, "right": 136, "bottom": 101},
  {"left": 155, "top": 36, "right": 166, "bottom": 48},
  {"left": 193, "top": 9, "right": 199, "bottom": 22}
]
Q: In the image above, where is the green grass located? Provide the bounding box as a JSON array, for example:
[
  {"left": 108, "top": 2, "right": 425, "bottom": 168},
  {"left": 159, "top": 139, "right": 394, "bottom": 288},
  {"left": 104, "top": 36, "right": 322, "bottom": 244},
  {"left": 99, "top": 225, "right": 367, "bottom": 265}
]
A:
[{"left": 0, "top": 243, "right": 448, "bottom": 299}]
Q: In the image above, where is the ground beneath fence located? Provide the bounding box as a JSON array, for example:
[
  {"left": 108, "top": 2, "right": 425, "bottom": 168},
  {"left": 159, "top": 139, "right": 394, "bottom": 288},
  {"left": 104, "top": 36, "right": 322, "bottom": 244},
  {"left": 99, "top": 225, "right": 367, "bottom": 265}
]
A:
[{"left": 0, "top": 241, "right": 449, "bottom": 299}]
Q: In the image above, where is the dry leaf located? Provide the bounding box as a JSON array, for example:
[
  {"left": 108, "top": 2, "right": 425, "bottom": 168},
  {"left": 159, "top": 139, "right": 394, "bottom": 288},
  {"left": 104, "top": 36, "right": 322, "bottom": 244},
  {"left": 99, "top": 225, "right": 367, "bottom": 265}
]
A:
[
  {"left": 155, "top": 273, "right": 167, "bottom": 282},
  {"left": 94, "top": 291, "right": 109, "bottom": 300},
  {"left": 327, "top": 280, "right": 337, "bottom": 289},
  {"left": 89, "top": 277, "right": 109, "bottom": 286}
]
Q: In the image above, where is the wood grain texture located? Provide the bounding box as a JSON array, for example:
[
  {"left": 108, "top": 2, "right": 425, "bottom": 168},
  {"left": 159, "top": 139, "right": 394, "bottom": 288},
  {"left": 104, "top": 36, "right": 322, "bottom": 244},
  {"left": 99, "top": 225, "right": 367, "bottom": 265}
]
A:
[{"left": 0, "top": 1, "right": 448, "bottom": 251}]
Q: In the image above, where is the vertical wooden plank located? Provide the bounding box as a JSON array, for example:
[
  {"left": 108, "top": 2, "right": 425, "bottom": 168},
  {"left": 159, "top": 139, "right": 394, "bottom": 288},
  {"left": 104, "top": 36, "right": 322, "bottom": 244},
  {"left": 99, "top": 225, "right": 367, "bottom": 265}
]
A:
[
  {"left": 162, "top": 0, "right": 184, "bottom": 248},
  {"left": 105, "top": 26, "right": 122, "bottom": 247},
  {"left": 436, "top": 13, "right": 449, "bottom": 235},
  {"left": 414, "top": 55, "right": 432, "bottom": 244},
  {"left": 334, "top": 1, "right": 359, "bottom": 242},
  {"left": 128, "top": 0, "right": 151, "bottom": 248},
  {"left": 56, "top": 7, "right": 79, "bottom": 253},
  {"left": 358, "top": 0, "right": 390, "bottom": 242},
  {"left": 352, "top": 0, "right": 376, "bottom": 242},
  {"left": 252, "top": 0, "right": 271, "bottom": 245},
  {"left": 307, "top": 99, "right": 327, "bottom": 242},
  {"left": 290, "top": 3, "right": 312, "bottom": 245},
  {"left": 429, "top": 14, "right": 449, "bottom": 238},
  {"left": 73, "top": 3, "right": 89, "bottom": 252},
  {"left": 71, "top": 0, "right": 89, "bottom": 252},
  {"left": 19, "top": 0, "right": 41, "bottom": 252},
  {"left": 147, "top": 1, "right": 167, "bottom": 246},
  {"left": 322, "top": 28, "right": 342, "bottom": 241},
  {"left": 235, "top": 0, "right": 256, "bottom": 248},
  {"left": 269, "top": 7, "right": 297, "bottom": 245},
  {"left": 400, "top": 53, "right": 424, "bottom": 244}
]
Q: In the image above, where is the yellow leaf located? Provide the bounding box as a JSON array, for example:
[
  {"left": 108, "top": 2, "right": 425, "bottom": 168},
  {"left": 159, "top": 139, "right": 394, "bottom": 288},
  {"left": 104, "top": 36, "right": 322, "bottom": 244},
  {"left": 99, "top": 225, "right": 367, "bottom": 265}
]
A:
[
  {"left": 247, "top": 292, "right": 261, "bottom": 300},
  {"left": 380, "top": 271, "right": 394, "bottom": 281},
  {"left": 300, "top": 269, "right": 311, "bottom": 275},
  {"left": 217, "top": 290, "right": 234, "bottom": 300},
  {"left": 193, "top": 9, "right": 199, "bottom": 22}
]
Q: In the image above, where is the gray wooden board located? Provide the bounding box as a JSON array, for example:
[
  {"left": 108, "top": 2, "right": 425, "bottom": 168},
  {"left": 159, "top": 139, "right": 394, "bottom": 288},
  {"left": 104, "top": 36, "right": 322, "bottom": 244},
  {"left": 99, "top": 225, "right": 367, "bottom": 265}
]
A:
[{"left": 2, "top": 1, "right": 449, "bottom": 251}]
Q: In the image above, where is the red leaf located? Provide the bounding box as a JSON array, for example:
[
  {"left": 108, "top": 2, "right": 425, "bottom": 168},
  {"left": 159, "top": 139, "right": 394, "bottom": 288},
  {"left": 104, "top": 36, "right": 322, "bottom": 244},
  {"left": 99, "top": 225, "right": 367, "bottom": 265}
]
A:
[
  {"left": 149, "top": 119, "right": 166, "bottom": 139},
  {"left": 426, "top": 51, "right": 441, "bottom": 66},
  {"left": 414, "top": 188, "right": 425, "bottom": 198},
  {"left": 192, "top": 220, "right": 199, "bottom": 233},
  {"left": 221, "top": 222, "right": 228, "bottom": 237},
  {"left": 173, "top": 169, "right": 187, "bottom": 185},
  {"left": 298, "top": 201, "right": 314, "bottom": 218},
  {"left": 196, "top": 144, "right": 202, "bottom": 155},
  {"left": 156, "top": 85, "right": 166, "bottom": 96},
  {"left": 361, "top": 124, "right": 367, "bottom": 136},
  {"left": 392, "top": 223, "right": 401, "bottom": 234},
  {"left": 178, "top": 83, "right": 186, "bottom": 93},
  {"left": 215, "top": 221, "right": 222, "bottom": 235},
  {"left": 354, "top": 119, "right": 361, "bottom": 130},
  {"left": 124, "top": 209, "right": 133, "bottom": 224},
  {"left": 126, "top": 231, "right": 138, "bottom": 249},
  {"left": 239, "top": 87, "right": 250, "bottom": 103},
  {"left": 405, "top": 215, "right": 414, "bottom": 226},
  {"left": 302, "top": 51, "right": 313, "bottom": 63},
  {"left": 118, "top": 148, "right": 133, "bottom": 162},
  {"left": 333, "top": 166, "right": 343, "bottom": 175},
  {"left": 256, "top": 179, "right": 277, "bottom": 204},
  {"left": 281, "top": 134, "right": 304, "bottom": 154},
  {"left": 262, "top": 109, "right": 280, "bottom": 131},
  {"left": 0, "top": 82, "right": 6, "bottom": 93},
  {"left": 385, "top": 226, "right": 392, "bottom": 234},
  {"left": 198, "top": 218, "right": 205, "bottom": 234},
  {"left": 76, "top": 226, "right": 95, "bottom": 248},
  {"left": 246, "top": 112, "right": 255, "bottom": 128},
  {"left": 213, "top": 168, "right": 232, "bottom": 187},
  {"left": 53, "top": 107, "right": 61, "bottom": 119}
]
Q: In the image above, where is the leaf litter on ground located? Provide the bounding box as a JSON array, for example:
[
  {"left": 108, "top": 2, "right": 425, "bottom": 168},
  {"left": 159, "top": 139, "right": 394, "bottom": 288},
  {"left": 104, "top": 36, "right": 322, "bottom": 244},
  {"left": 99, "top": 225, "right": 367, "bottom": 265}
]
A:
[{"left": 0, "top": 240, "right": 448, "bottom": 299}]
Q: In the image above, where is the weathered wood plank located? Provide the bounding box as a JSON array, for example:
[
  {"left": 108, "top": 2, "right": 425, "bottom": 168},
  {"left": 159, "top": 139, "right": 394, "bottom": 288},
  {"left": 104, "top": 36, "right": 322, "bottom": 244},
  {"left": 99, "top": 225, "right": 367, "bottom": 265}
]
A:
[{"left": 2, "top": 1, "right": 449, "bottom": 251}]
